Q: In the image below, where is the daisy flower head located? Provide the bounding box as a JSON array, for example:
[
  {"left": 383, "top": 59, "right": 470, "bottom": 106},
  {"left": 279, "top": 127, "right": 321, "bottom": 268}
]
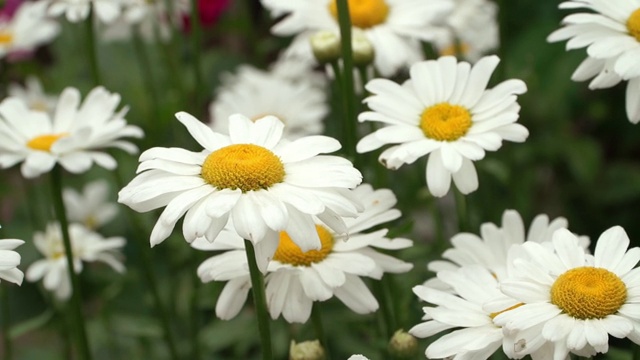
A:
[
  {"left": 63, "top": 179, "right": 118, "bottom": 229},
  {"left": 193, "top": 183, "right": 413, "bottom": 323},
  {"left": 493, "top": 226, "right": 640, "bottom": 359},
  {"left": 118, "top": 113, "right": 363, "bottom": 254},
  {"left": 357, "top": 55, "right": 529, "bottom": 197},
  {"left": 0, "top": 229, "right": 25, "bottom": 285},
  {"left": 209, "top": 63, "right": 328, "bottom": 139},
  {"left": 260, "top": 0, "right": 453, "bottom": 76},
  {"left": 547, "top": 0, "right": 640, "bottom": 123},
  {"left": 26, "top": 222, "right": 126, "bottom": 300},
  {"left": 0, "top": 86, "right": 144, "bottom": 178},
  {"left": 8, "top": 76, "right": 58, "bottom": 114},
  {"left": 0, "top": 1, "right": 59, "bottom": 59}
]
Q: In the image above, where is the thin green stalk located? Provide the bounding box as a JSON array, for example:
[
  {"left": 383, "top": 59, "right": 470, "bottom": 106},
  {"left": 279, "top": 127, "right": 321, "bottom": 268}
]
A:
[
  {"left": 496, "top": 0, "right": 507, "bottom": 81},
  {"left": 335, "top": 0, "right": 357, "bottom": 159},
  {"left": 1, "top": 283, "right": 11, "bottom": 360},
  {"left": 373, "top": 278, "right": 395, "bottom": 340},
  {"left": 189, "top": 0, "right": 205, "bottom": 111},
  {"left": 453, "top": 188, "right": 468, "bottom": 233},
  {"left": 244, "top": 240, "right": 273, "bottom": 360},
  {"left": 153, "top": 23, "right": 187, "bottom": 109},
  {"left": 85, "top": 7, "right": 101, "bottom": 86},
  {"left": 429, "top": 198, "right": 447, "bottom": 253},
  {"left": 50, "top": 166, "right": 92, "bottom": 360},
  {"left": 310, "top": 304, "right": 326, "bottom": 347},
  {"left": 132, "top": 30, "right": 162, "bottom": 140},
  {"left": 634, "top": 346, "right": 640, "bottom": 360},
  {"left": 190, "top": 254, "right": 202, "bottom": 360}
]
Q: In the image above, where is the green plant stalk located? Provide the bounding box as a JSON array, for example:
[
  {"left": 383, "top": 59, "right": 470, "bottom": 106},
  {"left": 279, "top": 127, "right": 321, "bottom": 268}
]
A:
[
  {"left": 244, "top": 239, "right": 273, "bottom": 360},
  {"left": 50, "top": 166, "right": 92, "bottom": 360},
  {"left": 112, "top": 171, "right": 180, "bottom": 360},
  {"left": 85, "top": 7, "right": 101, "bottom": 86},
  {"left": 189, "top": 0, "right": 205, "bottom": 111},
  {"left": 335, "top": 0, "right": 357, "bottom": 159},
  {"left": 310, "top": 304, "right": 326, "bottom": 347},
  {"left": 132, "top": 30, "right": 162, "bottom": 140},
  {"left": 190, "top": 254, "right": 202, "bottom": 360},
  {"left": 373, "top": 277, "right": 396, "bottom": 340},
  {"left": 453, "top": 188, "right": 468, "bottom": 233},
  {"left": 1, "top": 283, "right": 11, "bottom": 360}
]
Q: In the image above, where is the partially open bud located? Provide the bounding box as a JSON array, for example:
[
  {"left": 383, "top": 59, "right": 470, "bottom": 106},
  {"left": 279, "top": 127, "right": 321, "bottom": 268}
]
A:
[
  {"left": 289, "top": 339, "right": 326, "bottom": 360},
  {"left": 388, "top": 329, "right": 418, "bottom": 359},
  {"left": 310, "top": 31, "right": 341, "bottom": 64},
  {"left": 352, "top": 30, "right": 374, "bottom": 67}
]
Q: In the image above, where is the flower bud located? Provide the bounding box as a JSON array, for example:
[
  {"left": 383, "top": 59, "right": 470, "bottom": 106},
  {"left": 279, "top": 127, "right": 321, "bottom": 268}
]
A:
[
  {"left": 310, "top": 31, "right": 341, "bottom": 64},
  {"left": 388, "top": 329, "right": 418, "bottom": 359},
  {"left": 352, "top": 30, "right": 374, "bottom": 67},
  {"left": 289, "top": 339, "right": 326, "bottom": 360}
]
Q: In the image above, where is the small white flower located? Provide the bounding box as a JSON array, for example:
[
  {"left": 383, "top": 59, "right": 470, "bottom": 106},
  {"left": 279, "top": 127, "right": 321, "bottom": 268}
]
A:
[
  {"left": 26, "top": 222, "right": 126, "bottom": 300},
  {"left": 357, "top": 55, "right": 528, "bottom": 197},
  {"left": 63, "top": 179, "right": 118, "bottom": 229},
  {"left": 119, "top": 113, "right": 363, "bottom": 260},
  {"left": 0, "top": 1, "right": 59, "bottom": 59},
  {"left": 0, "top": 235, "right": 25, "bottom": 285},
  {"left": 210, "top": 63, "right": 328, "bottom": 139},
  {"left": 260, "top": 0, "right": 453, "bottom": 76},
  {"left": 194, "top": 184, "right": 413, "bottom": 322},
  {"left": 47, "top": 0, "right": 131, "bottom": 24},
  {"left": 0, "top": 86, "right": 144, "bottom": 178},
  {"left": 7, "top": 76, "right": 58, "bottom": 114}
]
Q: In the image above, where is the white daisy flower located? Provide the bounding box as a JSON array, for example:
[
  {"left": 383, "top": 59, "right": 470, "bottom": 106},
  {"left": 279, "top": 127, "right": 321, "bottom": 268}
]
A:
[
  {"left": 194, "top": 184, "right": 413, "bottom": 322},
  {"left": 0, "top": 86, "right": 144, "bottom": 178},
  {"left": 0, "top": 1, "right": 60, "bottom": 59},
  {"left": 348, "top": 355, "right": 370, "bottom": 360},
  {"left": 63, "top": 179, "right": 118, "bottom": 229},
  {"left": 47, "top": 0, "right": 130, "bottom": 23},
  {"left": 99, "top": 0, "right": 171, "bottom": 42},
  {"left": 118, "top": 113, "right": 363, "bottom": 260},
  {"left": 493, "top": 226, "right": 640, "bottom": 359},
  {"left": 434, "top": 0, "right": 499, "bottom": 62},
  {"left": 0, "top": 233, "right": 25, "bottom": 285},
  {"left": 8, "top": 76, "right": 58, "bottom": 114},
  {"left": 260, "top": 0, "right": 453, "bottom": 76},
  {"left": 356, "top": 55, "right": 529, "bottom": 197},
  {"left": 210, "top": 63, "right": 328, "bottom": 139},
  {"left": 26, "top": 222, "right": 126, "bottom": 300},
  {"left": 547, "top": 0, "right": 640, "bottom": 123},
  {"left": 427, "top": 209, "right": 587, "bottom": 282}
]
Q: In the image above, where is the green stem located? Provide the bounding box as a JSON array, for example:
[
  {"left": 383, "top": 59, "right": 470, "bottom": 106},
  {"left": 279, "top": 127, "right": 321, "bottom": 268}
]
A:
[
  {"left": 429, "top": 197, "right": 447, "bottom": 253},
  {"left": 310, "top": 304, "right": 326, "bottom": 347},
  {"left": 50, "top": 166, "right": 92, "bottom": 360},
  {"left": 373, "top": 277, "right": 396, "bottom": 340},
  {"left": 189, "top": 0, "right": 205, "bottom": 111},
  {"left": 85, "top": 7, "right": 101, "bottom": 86},
  {"left": 190, "top": 254, "right": 202, "bottom": 360},
  {"left": 496, "top": 0, "right": 507, "bottom": 81},
  {"left": 453, "top": 188, "right": 468, "bottom": 233},
  {"left": 244, "top": 240, "right": 272, "bottom": 360},
  {"left": 633, "top": 346, "right": 640, "bottom": 360},
  {"left": 1, "top": 283, "right": 11, "bottom": 360},
  {"left": 335, "top": 0, "right": 357, "bottom": 159},
  {"left": 132, "top": 30, "right": 162, "bottom": 141}
]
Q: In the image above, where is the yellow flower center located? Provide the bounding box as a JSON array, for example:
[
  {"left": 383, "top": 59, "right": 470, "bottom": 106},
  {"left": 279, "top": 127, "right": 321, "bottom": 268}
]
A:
[
  {"left": 0, "top": 31, "right": 13, "bottom": 45},
  {"left": 328, "top": 0, "right": 390, "bottom": 29},
  {"left": 420, "top": 103, "right": 472, "bottom": 141},
  {"left": 273, "top": 225, "right": 334, "bottom": 266},
  {"left": 489, "top": 303, "right": 524, "bottom": 320},
  {"left": 550, "top": 267, "right": 627, "bottom": 320},
  {"left": 439, "top": 43, "right": 470, "bottom": 57},
  {"left": 200, "top": 144, "right": 285, "bottom": 192},
  {"left": 26, "top": 133, "right": 67, "bottom": 152},
  {"left": 628, "top": 8, "right": 640, "bottom": 42}
]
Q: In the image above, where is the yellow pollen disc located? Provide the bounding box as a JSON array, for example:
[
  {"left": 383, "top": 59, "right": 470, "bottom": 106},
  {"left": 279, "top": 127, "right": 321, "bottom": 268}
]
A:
[
  {"left": 550, "top": 267, "right": 627, "bottom": 320},
  {"left": 627, "top": 8, "right": 640, "bottom": 42},
  {"left": 201, "top": 144, "right": 285, "bottom": 192},
  {"left": 439, "top": 43, "right": 470, "bottom": 57},
  {"left": 328, "top": 0, "right": 390, "bottom": 29},
  {"left": 273, "top": 225, "right": 334, "bottom": 266},
  {"left": 489, "top": 303, "right": 523, "bottom": 320},
  {"left": 420, "top": 103, "right": 472, "bottom": 141},
  {"left": 0, "top": 31, "right": 13, "bottom": 45},
  {"left": 27, "top": 133, "right": 68, "bottom": 152}
]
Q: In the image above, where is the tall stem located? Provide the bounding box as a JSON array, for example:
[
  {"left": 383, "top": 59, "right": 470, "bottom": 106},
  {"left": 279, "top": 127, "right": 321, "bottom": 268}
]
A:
[
  {"left": 85, "top": 6, "right": 101, "bottom": 86},
  {"left": 50, "top": 166, "right": 92, "bottom": 360},
  {"left": 189, "top": 0, "right": 205, "bottom": 111},
  {"left": 335, "top": 0, "right": 357, "bottom": 159},
  {"left": 132, "top": 30, "right": 162, "bottom": 140},
  {"left": 244, "top": 240, "right": 272, "bottom": 360},
  {"left": 453, "top": 188, "right": 468, "bottom": 233},
  {"left": 1, "top": 283, "right": 11, "bottom": 360}
]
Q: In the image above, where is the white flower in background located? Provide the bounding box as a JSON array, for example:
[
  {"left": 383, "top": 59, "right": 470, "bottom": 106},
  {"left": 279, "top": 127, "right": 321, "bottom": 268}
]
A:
[
  {"left": 493, "top": 226, "right": 640, "bottom": 359},
  {"left": 357, "top": 55, "right": 528, "bottom": 197},
  {"left": 347, "top": 355, "right": 370, "bottom": 360},
  {"left": 100, "top": 0, "right": 171, "bottom": 42},
  {"left": 427, "top": 209, "right": 588, "bottom": 282},
  {"left": 119, "top": 113, "right": 362, "bottom": 266},
  {"left": 194, "top": 184, "right": 413, "bottom": 322},
  {"left": 0, "top": 231, "right": 24, "bottom": 285},
  {"left": 434, "top": 0, "right": 499, "bottom": 62},
  {"left": 411, "top": 265, "right": 553, "bottom": 360},
  {"left": 260, "top": 0, "right": 453, "bottom": 76},
  {"left": 210, "top": 63, "right": 328, "bottom": 139},
  {"left": 0, "top": 86, "right": 144, "bottom": 178},
  {"left": 0, "top": 1, "right": 59, "bottom": 59},
  {"left": 8, "top": 76, "right": 58, "bottom": 114},
  {"left": 26, "top": 222, "right": 126, "bottom": 300},
  {"left": 47, "top": 0, "right": 130, "bottom": 23},
  {"left": 63, "top": 179, "right": 118, "bottom": 229},
  {"left": 547, "top": 0, "right": 640, "bottom": 123}
]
